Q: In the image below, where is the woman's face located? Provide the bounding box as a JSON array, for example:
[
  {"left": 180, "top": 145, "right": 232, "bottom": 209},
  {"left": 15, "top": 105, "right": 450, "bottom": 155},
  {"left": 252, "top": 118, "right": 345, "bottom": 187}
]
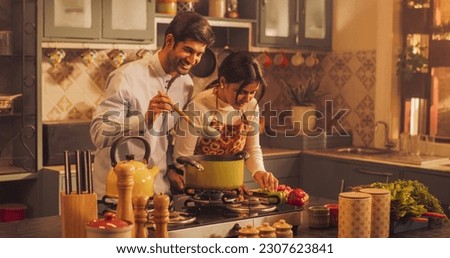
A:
[{"left": 221, "top": 78, "right": 260, "bottom": 110}]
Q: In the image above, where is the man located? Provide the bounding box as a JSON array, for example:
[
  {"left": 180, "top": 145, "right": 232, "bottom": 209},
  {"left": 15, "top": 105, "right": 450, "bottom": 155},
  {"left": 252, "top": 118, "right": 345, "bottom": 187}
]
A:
[{"left": 90, "top": 12, "right": 215, "bottom": 199}]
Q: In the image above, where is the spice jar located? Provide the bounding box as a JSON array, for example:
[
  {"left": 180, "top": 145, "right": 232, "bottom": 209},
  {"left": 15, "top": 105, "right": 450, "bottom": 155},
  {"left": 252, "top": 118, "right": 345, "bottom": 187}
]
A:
[
  {"left": 257, "top": 222, "right": 276, "bottom": 238},
  {"left": 238, "top": 224, "right": 260, "bottom": 238},
  {"left": 308, "top": 206, "right": 330, "bottom": 229},
  {"left": 324, "top": 204, "right": 339, "bottom": 227},
  {"left": 226, "top": 0, "right": 239, "bottom": 18},
  {"left": 272, "top": 219, "right": 293, "bottom": 238},
  {"left": 156, "top": 0, "right": 177, "bottom": 15}
]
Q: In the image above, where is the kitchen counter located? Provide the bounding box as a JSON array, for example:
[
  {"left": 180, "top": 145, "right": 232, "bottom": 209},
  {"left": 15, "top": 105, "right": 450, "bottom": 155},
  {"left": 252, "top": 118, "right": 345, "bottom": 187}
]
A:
[
  {"left": 1, "top": 196, "right": 448, "bottom": 238},
  {"left": 303, "top": 149, "right": 450, "bottom": 173}
]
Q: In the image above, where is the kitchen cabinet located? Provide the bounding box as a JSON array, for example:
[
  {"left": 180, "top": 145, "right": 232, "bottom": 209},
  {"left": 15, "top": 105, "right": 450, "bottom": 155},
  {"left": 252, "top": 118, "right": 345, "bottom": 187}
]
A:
[
  {"left": 300, "top": 154, "right": 401, "bottom": 199},
  {"left": 299, "top": 154, "right": 347, "bottom": 200},
  {"left": 42, "top": 0, "right": 155, "bottom": 43},
  {"left": 256, "top": 0, "right": 332, "bottom": 50},
  {"left": 244, "top": 149, "right": 301, "bottom": 189},
  {"left": 345, "top": 162, "right": 401, "bottom": 189},
  {"left": 402, "top": 167, "right": 450, "bottom": 217},
  {"left": 0, "top": 0, "right": 41, "bottom": 218}
]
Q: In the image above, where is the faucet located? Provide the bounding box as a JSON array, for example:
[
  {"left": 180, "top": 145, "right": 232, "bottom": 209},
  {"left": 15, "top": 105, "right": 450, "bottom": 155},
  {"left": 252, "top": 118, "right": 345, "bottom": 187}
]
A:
[{"left": 375, "top": 121, "right": 395, "bottom": 149}]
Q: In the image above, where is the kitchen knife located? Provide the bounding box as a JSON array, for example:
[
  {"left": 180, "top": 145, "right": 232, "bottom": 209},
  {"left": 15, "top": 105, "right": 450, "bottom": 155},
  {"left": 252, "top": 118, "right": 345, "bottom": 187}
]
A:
[
  {"left": 63, "top": 151, "right": 71, "bottom": 195},
  {"left": 75, "top": 150, "right": 82, "bottom": 194}
]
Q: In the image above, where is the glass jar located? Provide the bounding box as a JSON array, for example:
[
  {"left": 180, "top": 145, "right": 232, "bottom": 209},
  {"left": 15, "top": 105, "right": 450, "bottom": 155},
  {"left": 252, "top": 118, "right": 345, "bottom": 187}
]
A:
[
  {"left": 308, "top": 206, "right": 330, "bottom": 229},
  {"left": 226, "top": 0, "right": 239, "bottom": 18}
]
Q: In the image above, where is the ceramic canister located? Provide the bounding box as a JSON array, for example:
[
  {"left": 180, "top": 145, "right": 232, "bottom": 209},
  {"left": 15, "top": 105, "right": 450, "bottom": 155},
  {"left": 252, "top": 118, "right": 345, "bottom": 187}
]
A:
[
  {"left": 338, "top": 192, "right": 372, "bottom": 238},
  {"left": 359, "top": 188, "right": 391, "bottom": 238}
]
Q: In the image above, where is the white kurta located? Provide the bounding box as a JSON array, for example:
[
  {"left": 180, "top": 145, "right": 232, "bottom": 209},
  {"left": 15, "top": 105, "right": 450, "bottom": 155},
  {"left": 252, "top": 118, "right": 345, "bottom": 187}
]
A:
[{"left": 90, "top": 53, "right": 194, "bottom": 198}]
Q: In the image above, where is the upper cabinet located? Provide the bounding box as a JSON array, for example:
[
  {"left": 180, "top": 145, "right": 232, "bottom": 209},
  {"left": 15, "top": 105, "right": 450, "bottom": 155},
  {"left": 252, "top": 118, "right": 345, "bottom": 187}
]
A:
[
  {"left": 256, "top": 0, "right": 332, "bottom": 50},
  {"left": 43, "top": 0, "right": 155, "bottom": 43}
]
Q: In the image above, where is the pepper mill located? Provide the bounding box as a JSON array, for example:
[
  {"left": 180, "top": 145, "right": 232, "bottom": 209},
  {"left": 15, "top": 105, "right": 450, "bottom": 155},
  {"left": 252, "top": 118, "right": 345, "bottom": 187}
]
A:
[
  {"left": 133, "top": 194, "right": 149, "bottom": 238},
  {"left": 153, "top": 193, "right": 170, "bottom": 238},
  {"left": 114, "top": 159, "right": 135, "bottom": 234},
  {"left": 257, "top": 222, "right": 276, "bottom": 238},
  {"left": 238, "top": 224, "right": 260, "bottom": 238},
  {"left": 273, "top": 219, "right": 293, "bottom": 238}
]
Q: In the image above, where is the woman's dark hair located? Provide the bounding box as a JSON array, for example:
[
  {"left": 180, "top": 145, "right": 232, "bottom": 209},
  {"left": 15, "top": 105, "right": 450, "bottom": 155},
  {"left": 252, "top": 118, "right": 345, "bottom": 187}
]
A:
[
  {"left": 165, "top": 12, "right": 215, "bottom": 47},
  {"left": 206, "top": 51, "right": 267, "bottom": 103}
]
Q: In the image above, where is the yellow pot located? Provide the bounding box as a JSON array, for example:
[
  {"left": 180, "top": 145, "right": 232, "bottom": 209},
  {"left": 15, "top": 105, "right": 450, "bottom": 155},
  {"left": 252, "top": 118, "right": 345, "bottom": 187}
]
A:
[{"left": 177, "top": 151, "right": 249, "bottom": 190}]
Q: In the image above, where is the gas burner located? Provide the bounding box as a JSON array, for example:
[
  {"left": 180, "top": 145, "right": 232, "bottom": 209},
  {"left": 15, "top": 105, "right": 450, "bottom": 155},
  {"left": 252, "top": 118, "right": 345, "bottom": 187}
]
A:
[
  {"left": 184, "top": 189, "right": 239, "bottom": 207},
  {"left": 225, "top": 197, "right": 277, "bottom": 216},
  {"left": 148, "top": 211, "right": 196, "bottom": 226}
]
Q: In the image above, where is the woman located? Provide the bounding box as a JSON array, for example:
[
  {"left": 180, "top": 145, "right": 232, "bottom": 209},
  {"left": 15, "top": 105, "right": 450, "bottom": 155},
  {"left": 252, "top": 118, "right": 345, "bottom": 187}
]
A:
[{"left": 171, "top": 51, "right": 278, "bottom": 192}]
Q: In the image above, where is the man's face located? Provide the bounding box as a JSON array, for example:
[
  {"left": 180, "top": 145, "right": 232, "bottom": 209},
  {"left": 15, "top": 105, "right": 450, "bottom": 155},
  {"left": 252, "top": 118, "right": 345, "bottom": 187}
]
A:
[{"left": 166, "top": 38, "right": 207, "bottom": 75}]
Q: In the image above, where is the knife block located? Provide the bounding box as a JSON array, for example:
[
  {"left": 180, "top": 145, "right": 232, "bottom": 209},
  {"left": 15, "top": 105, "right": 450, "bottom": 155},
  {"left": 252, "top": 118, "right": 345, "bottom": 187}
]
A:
[{"left": 60, "top": 192, "right": 98, "bottom": 238}]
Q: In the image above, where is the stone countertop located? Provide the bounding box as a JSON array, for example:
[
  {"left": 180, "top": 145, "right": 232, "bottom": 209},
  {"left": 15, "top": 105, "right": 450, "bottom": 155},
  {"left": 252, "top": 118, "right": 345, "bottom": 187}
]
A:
[
  {"left": 1, "top": 196, "right": 448, "bottom": 238},
  {"left": 303, "top": 149, "right": 450, "bottom": 173}
]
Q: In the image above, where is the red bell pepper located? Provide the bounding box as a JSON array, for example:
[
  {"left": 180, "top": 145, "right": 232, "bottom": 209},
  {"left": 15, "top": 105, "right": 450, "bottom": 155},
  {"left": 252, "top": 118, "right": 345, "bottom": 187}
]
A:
[{"left": 286, "top": 188, "right": 309, "bottom": 207}]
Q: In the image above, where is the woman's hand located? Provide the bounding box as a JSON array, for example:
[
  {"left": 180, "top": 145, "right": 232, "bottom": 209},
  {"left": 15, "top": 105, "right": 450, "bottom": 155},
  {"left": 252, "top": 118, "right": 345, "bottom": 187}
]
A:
[
  {"left": 253, "top": 171, "right": 279, "bottom": 192},
  {"left": 167, "top": 168, "right": 185, "bottom": 193},
  {"left": 146, "top": 91, "right": 174, "bottom": 126}
]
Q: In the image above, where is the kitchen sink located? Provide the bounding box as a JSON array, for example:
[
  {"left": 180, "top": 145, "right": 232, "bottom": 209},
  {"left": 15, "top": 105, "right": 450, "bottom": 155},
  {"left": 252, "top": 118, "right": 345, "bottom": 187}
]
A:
[{"left": 335, "top": 147, "right": 391, "bottom": 155}]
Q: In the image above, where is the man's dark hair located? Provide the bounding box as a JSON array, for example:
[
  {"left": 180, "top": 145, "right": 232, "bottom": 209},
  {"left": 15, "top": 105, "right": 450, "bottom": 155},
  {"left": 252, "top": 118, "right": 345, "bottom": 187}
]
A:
[{"left": 164, "top": 11, "right": 215, "bottom": 47}]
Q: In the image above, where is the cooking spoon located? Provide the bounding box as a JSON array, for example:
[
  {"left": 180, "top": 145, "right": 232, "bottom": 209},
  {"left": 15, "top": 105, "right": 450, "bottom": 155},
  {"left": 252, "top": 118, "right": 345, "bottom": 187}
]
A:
[{"left": 157, "top": 91, "right": 220, "bottom": 139}]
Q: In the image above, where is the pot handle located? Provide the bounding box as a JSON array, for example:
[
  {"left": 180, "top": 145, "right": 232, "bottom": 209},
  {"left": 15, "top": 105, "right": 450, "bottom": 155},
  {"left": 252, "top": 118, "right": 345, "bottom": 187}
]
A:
[
  {"left": 110, "top": 136, "right": 151, "bottom": 167},
  {"left": 176, "top": 156, "right": 205, "bottom": 171},
  {"left": 234, "top": 151, "right": 250, "bottom": 161}
]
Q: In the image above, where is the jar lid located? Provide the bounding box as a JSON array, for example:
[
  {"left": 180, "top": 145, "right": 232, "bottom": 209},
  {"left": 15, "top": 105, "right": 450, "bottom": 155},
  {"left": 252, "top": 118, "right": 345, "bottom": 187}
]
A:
[
  {"left": 0, "top": 203, "right": 27, "bottom": 211},
  {"left": 239, "top": 224, "right": 259, "bottom": 235},
  {"left": 339, "top": 192, "right": 372, "bottom": 199},
  {"left": 272, "top": 219, "right": 292, "bottom": 229},
  {"left": 359, "top": 188, "right": 391, "bottom": 195},
  {"left": 308, "top": 206, "right": 330, "bottom": 215},
  {"left": 257, "top": 222, "right": 275, "bottom": 233},
  {"left": 86, "top": 212, "right": 130, "bottom": 229}
]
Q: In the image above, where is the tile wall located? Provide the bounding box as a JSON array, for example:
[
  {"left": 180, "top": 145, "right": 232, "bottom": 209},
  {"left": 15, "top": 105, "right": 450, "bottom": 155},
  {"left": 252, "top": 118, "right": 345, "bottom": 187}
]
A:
[{"left": 41, "top": 48, "right": 377, "bottom": 147}]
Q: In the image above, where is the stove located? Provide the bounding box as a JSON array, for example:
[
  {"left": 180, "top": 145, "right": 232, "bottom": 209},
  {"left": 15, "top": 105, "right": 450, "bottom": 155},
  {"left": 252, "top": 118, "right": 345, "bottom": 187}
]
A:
[{"left": 147, "top": 192, "right": 303, "bottom": 238}]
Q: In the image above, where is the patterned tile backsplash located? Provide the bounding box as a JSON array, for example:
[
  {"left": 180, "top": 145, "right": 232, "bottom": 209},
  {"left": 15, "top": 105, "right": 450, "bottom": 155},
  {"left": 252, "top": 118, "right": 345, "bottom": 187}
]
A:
[{"left": 41, "top": 48, "right": 377, "bottom": 147}]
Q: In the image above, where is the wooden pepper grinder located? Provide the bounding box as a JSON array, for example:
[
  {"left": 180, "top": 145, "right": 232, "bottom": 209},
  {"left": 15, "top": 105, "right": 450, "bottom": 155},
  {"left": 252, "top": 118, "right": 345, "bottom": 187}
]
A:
[
  {"left": 133, "top": 194, "right": 149, "bottom": 238},
  {"left": 114, "top": 159, "right": 135, "bottom": 234},
  {"left": 153, "top": 193, "right": 170, "bottom": 238}
]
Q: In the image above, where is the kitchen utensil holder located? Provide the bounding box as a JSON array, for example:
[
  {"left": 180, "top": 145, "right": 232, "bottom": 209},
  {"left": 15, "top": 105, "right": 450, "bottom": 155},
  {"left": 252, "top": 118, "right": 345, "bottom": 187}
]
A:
[{"left": 60, "top": 192, "right": 98, "bottom": 238}]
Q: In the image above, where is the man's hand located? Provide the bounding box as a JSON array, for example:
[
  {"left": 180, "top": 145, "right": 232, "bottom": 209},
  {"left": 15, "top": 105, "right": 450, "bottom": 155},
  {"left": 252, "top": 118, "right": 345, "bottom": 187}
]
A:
[
  {"left": 253, "top": 171, "right": 279, "bottom": 192},
  {"left": 146, "top": 91, "right": 174, "bottom": 126}
]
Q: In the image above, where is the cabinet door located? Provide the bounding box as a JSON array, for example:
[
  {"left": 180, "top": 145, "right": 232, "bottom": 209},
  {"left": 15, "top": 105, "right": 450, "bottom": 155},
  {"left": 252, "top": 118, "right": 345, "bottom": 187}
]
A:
[
  {"left": 300, "top": 154, "right": 347, "bottom": 200},
  {"left": 299, "top": 0, "right": 332, "bottom": 50},
  {"left": 403, "top": 168, "right": 450, "bottom": 217},
  {"left": 345, "top": 162, "right": 401, "bottom": 190},
  {"left": 257, "top": 0, "right": 297, "bottom": 47},
  {"left": 102, "top": 0, "right": 154, "bottom": 42},
  {"left": 43, "top": 0, "right": 102, "bottom": 39}
]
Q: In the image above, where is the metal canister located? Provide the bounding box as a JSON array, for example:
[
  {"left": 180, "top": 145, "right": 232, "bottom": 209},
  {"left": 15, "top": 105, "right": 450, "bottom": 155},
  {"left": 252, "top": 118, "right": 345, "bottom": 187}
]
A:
[
  {"left": 360, "top": 188, "right": 391, "bottom": 238},
  {"left": 156, "top": 0, "right": 177, "bottom": 15},
  {"left": 0, "top": 31, "right": 13, "bottom": 56},
  {"left": 308, "top": 206, "right": 330, "bottom": 229},
  {"left": 338, "top": 192, "right": 372, "bottom": 238}
]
